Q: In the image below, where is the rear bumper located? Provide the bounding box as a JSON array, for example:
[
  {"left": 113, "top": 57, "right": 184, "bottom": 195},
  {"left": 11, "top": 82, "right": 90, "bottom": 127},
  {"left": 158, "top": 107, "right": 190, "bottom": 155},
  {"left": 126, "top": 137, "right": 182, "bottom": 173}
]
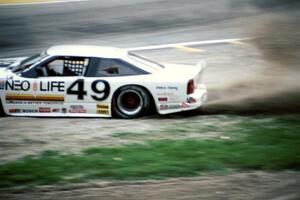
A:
[
  {"left": 157, "top": 84, "right": 207, "bottom": 114},
  {"left": 180, "top": 84, "right": 207, "bottom": 111}
]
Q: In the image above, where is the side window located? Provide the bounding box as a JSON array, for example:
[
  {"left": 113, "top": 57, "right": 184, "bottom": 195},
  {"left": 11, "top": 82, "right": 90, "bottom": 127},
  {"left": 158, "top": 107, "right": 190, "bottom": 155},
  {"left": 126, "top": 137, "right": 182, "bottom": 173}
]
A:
[
  {"left": 38, "top": 57, "right": 89, "bottom": 77},
  {"left": 90, "top": 58, "right": 147, "bottom": 77},
  {"left": 45, "top": 59, "right": 64, "bottom": 76}
]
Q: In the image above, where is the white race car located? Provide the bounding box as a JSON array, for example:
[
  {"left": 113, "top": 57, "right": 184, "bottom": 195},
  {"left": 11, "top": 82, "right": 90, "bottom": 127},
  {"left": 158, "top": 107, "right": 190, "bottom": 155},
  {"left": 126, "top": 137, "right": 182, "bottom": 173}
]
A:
[{"left": 0, "top": 45, "right": 207, "bottom": 118}]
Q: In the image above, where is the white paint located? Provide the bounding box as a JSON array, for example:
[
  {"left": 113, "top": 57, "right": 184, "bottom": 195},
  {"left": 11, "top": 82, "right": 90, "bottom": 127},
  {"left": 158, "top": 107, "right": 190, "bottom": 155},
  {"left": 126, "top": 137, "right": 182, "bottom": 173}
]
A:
[
  {"left": 126, "top": 38, "right": 251, "bottom": 51},
  {"left": 0, "top": 0, "right": 88, "bottom": 7}
]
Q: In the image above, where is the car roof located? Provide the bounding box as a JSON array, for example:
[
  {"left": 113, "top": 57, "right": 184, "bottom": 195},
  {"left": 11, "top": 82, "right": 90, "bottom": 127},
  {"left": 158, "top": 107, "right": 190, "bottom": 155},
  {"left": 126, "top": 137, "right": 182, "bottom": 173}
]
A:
[{"left": 46, "top": 45, "right": 128, "bottom": 58}]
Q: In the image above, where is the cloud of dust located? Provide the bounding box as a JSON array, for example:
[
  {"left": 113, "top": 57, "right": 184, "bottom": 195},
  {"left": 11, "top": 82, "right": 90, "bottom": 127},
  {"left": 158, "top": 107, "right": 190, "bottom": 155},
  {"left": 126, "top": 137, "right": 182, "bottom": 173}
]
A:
[{"left": 202, "top": 1, "right": 300, "bottom": 114}]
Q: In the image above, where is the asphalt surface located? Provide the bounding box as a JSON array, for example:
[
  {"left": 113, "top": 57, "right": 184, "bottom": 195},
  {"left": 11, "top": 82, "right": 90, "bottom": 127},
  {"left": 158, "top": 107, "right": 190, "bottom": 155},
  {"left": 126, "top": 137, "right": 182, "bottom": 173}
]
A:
[{"left": 0, "top": 0, "right": 261, "bottom": 58}]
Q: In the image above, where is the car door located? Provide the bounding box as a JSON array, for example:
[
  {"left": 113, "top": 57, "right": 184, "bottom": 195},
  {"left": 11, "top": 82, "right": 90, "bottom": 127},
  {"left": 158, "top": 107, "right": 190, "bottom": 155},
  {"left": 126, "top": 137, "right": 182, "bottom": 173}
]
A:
[{"left": 19, "top": 56, "right": 91, "bottom": 116}]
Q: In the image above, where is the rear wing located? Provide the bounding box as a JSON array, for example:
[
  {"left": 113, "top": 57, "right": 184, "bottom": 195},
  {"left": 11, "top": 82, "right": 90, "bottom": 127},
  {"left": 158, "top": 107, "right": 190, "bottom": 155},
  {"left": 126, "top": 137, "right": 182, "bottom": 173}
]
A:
[
  {"left": 194, "top": 60, "right": 206, "bottom": 85},
  {"left": 195, "top": 60, "right": 207, "bottom": 71}
]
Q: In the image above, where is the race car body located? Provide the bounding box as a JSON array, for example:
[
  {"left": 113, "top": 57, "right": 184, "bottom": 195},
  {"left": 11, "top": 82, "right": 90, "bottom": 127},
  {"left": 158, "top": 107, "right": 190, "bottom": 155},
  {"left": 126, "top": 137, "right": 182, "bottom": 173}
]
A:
[{"left": 0, "top": 45, "right": 207, "bottom": 118}]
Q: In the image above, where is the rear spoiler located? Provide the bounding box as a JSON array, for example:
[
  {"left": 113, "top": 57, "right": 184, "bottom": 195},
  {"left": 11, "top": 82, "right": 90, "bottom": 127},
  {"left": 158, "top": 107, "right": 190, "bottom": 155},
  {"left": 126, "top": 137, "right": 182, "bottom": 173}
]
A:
[
  {"left": 195, "top": 60, "right": 207, "bottom": 84},
  {"left": 195, "top": 60, "right": 207, "bottom": 71}
]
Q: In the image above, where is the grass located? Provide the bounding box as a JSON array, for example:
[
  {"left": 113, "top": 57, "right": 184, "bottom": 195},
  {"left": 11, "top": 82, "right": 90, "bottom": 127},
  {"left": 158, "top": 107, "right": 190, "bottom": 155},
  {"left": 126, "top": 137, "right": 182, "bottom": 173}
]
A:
[{"left": 0, "top": 115, "right": 300, "bottom": 188}]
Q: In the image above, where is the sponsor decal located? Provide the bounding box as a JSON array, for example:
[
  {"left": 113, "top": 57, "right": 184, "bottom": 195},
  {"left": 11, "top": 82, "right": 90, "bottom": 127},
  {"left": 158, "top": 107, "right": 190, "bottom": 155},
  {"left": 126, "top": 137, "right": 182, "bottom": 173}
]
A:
[
  {"left": 156, "top": 93, "right": 180, "bottom": 102},
  {"left": 160, "top": 105, "right": 168, "bottom": 110},
  {"left": 160, "top": 104, "right": 181, "bottom": 111},
  {"left": 5, "top": 94, "right": 64, "bottom": 102},
  {"left": 69, "top": 105, "right": 87, "bottom": 113},
  {"left": 98, "top": 109, "right": 109, "bottom": 115},
  {"left": 22, "top": 109, "right": 38, "bottom": 113},
  {"left": 156, "top": 86, "right": 167, "bottom": 90},
  {"left": 96, "top": 103, "right": 109, "bottom": 115},
  {"left": 156, "top": 86, "right": 178, "bottom": 91},
  {"left": 52, "top": 108, "right": 60, "bottom": 113},
  {"left": 39, "top": 107, "right": 51, "bottom": 113},
  {"left": 5, "top": 80, "right": 30, "bottom": 91},
  {"left": 9, "top": 108, "right": 21, "bottom": 113},
  {"left": 5, "top": 80, "right": 65, "bottom": 92},
  {"left": 9, "top": 108, "right": 38, "bottom": 113},
  {"left": 40, "top": 81, "right": 64, "bottom": 92},
  {"left": 187, "top": 97, "right": 196, "bottom": 103},
  {"left": 158, "top": 97, "right": 168, "bottom": 102},
  {"left": 157, "top": 92, "right": 174, "bottom": 96},
  {"left": 181, "top": 102, "right": 190, "bottom": 108},
  {"left": 6, "top": 100, "right": 64, "bottom": 105},
  {"left": 97, "top": 104, "right": 109, "bottom": 110},
  {"left": 167, "top": 86, "right": 178, "bottom": 91}
]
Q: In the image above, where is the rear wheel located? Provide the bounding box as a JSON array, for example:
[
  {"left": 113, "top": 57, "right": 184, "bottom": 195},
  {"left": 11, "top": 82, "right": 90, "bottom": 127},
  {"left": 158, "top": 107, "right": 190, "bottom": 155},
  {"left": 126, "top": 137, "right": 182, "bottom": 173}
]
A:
[{"left": 112, "top": 86, "right": 150, "bottom": 119}]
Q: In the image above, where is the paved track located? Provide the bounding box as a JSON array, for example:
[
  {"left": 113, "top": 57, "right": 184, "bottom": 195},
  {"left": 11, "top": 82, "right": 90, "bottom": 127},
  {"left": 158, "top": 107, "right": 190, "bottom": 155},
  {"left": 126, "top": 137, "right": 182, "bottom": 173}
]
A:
[{"left": 0, "top": 0, "right": 260, "bottom": 58}]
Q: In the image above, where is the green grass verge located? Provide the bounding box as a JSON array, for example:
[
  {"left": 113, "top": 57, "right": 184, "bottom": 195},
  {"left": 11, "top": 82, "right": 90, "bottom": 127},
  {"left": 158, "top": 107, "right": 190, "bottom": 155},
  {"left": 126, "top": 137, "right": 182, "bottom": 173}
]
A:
[{"left": 0, "top": 115, "right": 300, "bottom": 188}]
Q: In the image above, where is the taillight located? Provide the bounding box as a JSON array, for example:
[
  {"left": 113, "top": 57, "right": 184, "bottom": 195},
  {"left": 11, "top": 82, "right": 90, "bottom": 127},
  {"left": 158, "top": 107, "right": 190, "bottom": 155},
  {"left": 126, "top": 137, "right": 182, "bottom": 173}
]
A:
[{"left": 187, "top": 79, "right": 194, "bottom": 94}]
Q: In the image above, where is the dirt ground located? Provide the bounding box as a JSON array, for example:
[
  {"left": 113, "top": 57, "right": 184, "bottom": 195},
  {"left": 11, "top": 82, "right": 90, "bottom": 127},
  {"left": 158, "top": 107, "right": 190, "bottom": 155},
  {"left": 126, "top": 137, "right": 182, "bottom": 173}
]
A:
[
  {"left": 0, "top": 114, "right": 239, "bottom": 162},
  {"left": 1, "top": 171, "right": 299, "bottom": 200}
]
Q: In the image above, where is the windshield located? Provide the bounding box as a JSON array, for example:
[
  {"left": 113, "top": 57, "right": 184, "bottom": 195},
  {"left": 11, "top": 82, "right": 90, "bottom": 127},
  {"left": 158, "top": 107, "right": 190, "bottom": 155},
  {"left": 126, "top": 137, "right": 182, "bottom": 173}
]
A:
[
  {"left": 13, "top": 53, "right": 47, "bottom": 73},
  {"left": 128, "top": 52, "right": 164, "bottom": 70}
]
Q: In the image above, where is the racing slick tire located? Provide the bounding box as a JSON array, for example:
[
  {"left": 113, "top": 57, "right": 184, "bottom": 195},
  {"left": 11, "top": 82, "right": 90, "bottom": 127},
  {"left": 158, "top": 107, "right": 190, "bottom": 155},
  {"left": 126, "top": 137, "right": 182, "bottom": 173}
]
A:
[
  {"left": 0, "top": 99, "right": 6, "bottom": 116},
  {"left": 112, "top": 85, "right": 150, "bottom": 119}
]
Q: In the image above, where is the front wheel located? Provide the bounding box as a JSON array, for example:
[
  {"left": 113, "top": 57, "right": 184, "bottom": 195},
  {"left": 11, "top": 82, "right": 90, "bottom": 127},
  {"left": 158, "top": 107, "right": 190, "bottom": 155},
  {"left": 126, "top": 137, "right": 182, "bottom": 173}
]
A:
[
  {"left": 112, "top": 86, "right": 150, "bottom": 119},
  {"left": 0, "top": 99, "right": 6, "bottom": 117}
]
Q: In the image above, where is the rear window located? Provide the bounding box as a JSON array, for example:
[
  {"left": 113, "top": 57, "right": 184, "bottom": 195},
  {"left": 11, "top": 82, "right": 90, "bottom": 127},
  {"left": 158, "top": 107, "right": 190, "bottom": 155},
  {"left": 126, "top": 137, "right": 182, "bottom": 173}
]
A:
[{"left": 86, "top": 58, "right": 148, "bottom": 77}]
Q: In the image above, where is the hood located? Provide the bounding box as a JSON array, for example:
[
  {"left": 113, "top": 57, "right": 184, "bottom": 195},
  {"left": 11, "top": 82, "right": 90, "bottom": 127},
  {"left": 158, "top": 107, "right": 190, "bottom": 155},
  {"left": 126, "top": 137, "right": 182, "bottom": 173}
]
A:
[
  {"left": 0, "top": 68, "right": 6, "bottom": 76},
  {"left": 0, "top": 67, "right": 13, "bottom": 79},
  {"left": 0, "top": 57, "right": 27, "bottom": 69}
]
